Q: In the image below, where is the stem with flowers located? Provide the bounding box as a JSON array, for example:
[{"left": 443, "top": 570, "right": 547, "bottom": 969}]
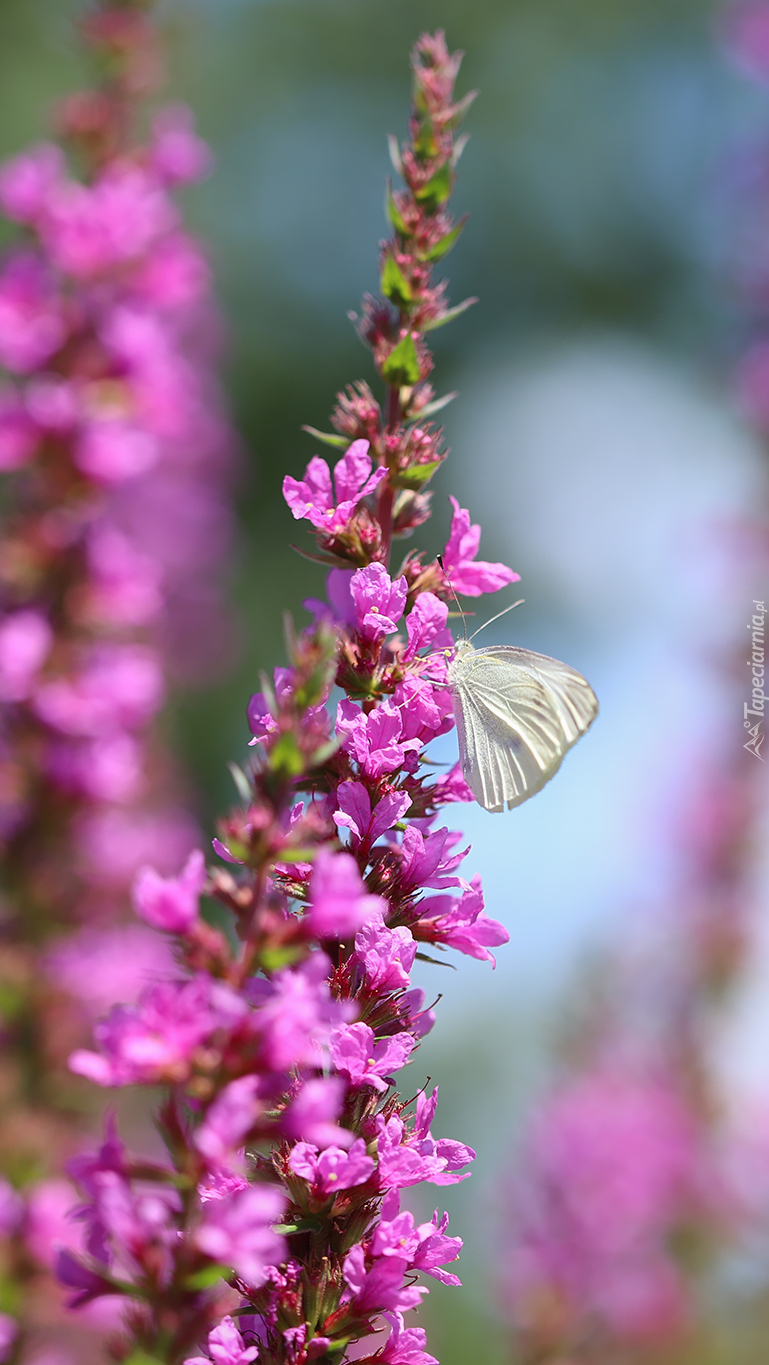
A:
[
  {"left": 62, "top": 32, "right": 521, "bottom": 1365},
  {"left": 0, "top": 1, "right": 235, "bottom": 1359}
]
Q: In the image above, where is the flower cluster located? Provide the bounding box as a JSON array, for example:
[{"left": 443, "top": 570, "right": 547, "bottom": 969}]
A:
[
  {"left": 61, "top": 32, "right": 520, "bottom": 1365},
  {"left": 0, "top": 3, "right": 235, "bottom": 1362}
]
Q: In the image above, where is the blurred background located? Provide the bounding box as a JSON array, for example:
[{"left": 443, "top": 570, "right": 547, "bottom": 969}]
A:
[{"left": 2, "top": 0, "right": 769, "bottom": 1361}]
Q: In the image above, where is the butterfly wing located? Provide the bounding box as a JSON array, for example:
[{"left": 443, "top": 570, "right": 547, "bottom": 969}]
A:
[{"left": 449, "top": 646, "right": 598, "bottom": 812}]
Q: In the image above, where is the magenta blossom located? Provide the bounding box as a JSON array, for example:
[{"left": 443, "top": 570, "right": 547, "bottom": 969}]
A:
[
  {"left": 350, "top": 564, "right": 408, "bottom": 642},
  {"left": 195, "top": 1076, "right": 264, "bottom": 1169},
  {"left": 0, "top": 610, "right": 53, "bottom": 702},
  {"left": 352, "top": 920, "right": 417, "bottom": 994},
  {"left": 337, "top": 699, "right": 422, "bottom": 779},
  {"left": 342, "top": 1245, "right": 427, "bottom": 1315},
  {"left": 185, "top": 1315, "right": 258, "bottom": 1365},
  {"left": 371, "top": 1191, "right": 462, "bottom": 1286},
  {"left": 280, "top": 1076, "right": 353, "bottom": 1150},
  {"left": 195, "top": 1185, "right": 287, "bottom": 1289},
  {"left": 375, "top": 1313, "right": 439, "bottom": 1365},
  {"left": 288, "top": 1138, "right": 375, "bottom": 1198},
  {"left": 412, "top": 876, "right": 509, "bottom": 965},
  {"left": 441, "top": 496, "right": 519, "bottom": 597},
  {"left": 375, "top": 1088, "right": 475, "bottom": 1189},
  {"left": 131, "top": 847, "right": 206, "bottom": 933},
  {"left": 283, "top": 440, "right": 386, "bottom": 534},
  {"left": 403, "top": 592, "right": 452, "bottom": 662},
  {"left": 330, "top": 1022, "right": 414, "bottom": 1093},
  {"left": 305, "top": 848, "right": 387, "bottom": 939},
  {"left": 333, "top": 781, "right": 411, "bottom": 849}
]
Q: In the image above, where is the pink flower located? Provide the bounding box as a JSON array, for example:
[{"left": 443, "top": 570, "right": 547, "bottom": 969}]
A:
[
  {"left": 352, "top": 920, "right": 416, "bottom": 994},
  {"left": 46, "top": 924, "right": 176, "bottom": 1017},
  {"left": 195, "top": 1185, "right": 286, "bottom": 1289},
  {"left": 283, "top": 440, "right": 386, "bottom": 534},
  {"left": 393, "top": 675, "right": 454, "bottom": 746},
  {"left": 0, "top": 1179, "right": 23, "bottom": 1237},
  {"left": 376, "top": 1313, "right": 438, "bottom": 1365},
  {"left": 68, "top": 975, "right": 240, "bottom": 1087},
  {"left": 0, "top": 252, "right": 65, "bottom": 373},
  {"left": 333, "top": 781, "right": 411, "bottom": 848},
  {"left": 0, "top": 143, "right": 65, "bottom": 223},
  {"left": 431, "top": 762, "right": 473, "bottom": 805},
  {"left": 185, "top": 1315, "right": 258, "bottom": 1365},
  {"left": 0, "top": 610, "right": 53, "bottom": 702},
  {"left": 375, "top": 1088, "right": 475, "bottom": 1189},
  {"left": 132, "top": 848, "right": 207, "bottom": 933},
  {"left": 288, "top": 1137, "right": 375, "bottom": 1197},
  {"left": 75, "top": 417, "right": 159, "bottom": 483},
  {"left": 403, "top": 593, "right": 452, "bottom": 661},
  {"left": 33, "top": 645, "right": 164, "bottom": 736},
  {"left": 371, "top": 1191, "right": 462, "bottom": 1285},
  {"left": 281, "top": 1076, "right": 353, "bottom": 1150},
  {"left": 151, "top": 106, "right": 212, "bottom": 186},
  {"left": 441, "top": 496, "right": 518, "bottom": 597},
  {"left": 398, "top": 824, "right": 467, "bottom": 893},
  {"left": 42, "top": 165, "right": 176, "bottom": 277},
  {"left": 0, "top": 385, "right": 38, "bottom": 469},
  {"left": 342, "top": 1244, "right": 427, "bottom": 1315},
  {"left": 330, "top": 1022, "right": 414, "bottom": 1093},
  {"left": 337, "top": 698, "right": 422, "bottom": 779},
  {"left": 306, "top": 849, "right": 387, "bottom": 939},
  {"left": 412, "top": 876, "right": 509, "bottom": 965},
  {"left": 350, "top": 564, "right": 407, "bottom": 642},
  {"left": 195, "top": 1076, "right": 263, "bottom": 1168},
  {"left": 249, "top": 952, "right": 351, "bottom": 1071}
]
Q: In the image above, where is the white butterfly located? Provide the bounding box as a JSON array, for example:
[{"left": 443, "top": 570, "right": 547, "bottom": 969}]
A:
[{"left": 448, "top": 636, "right": 599, "bottom": 813}]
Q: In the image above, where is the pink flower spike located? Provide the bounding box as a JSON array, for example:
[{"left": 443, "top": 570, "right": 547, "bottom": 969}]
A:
[
  {"left": 330, "top": 1021, "right": 415, "bottom": 1093},
  {"left": 131, "top": 848, "right": 206, "bottom": 933},
  {"left": 350, "top": 563, "right": 408, "bottom": 642},
  {"left": 441, "top": 496, "right": 519, "bottom": 597},
  {"left": 305, "top": 848, "right": 387, "bottom": 939},
  {"left": 151, "top": 105, "right": 212, "bottom": 186}
]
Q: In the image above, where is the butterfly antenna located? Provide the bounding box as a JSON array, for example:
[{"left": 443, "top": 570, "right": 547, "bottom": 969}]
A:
[
  {"left": 437, "top": 554, "right": 468, "bottom": 642},
  {"left": 469, "top": 598, "right": 525, "bottom": 642}
]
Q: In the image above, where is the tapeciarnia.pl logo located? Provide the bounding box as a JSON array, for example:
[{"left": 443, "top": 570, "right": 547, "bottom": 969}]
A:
[{"left": 745, "top": 599, "right": 766, "bottom": 762}]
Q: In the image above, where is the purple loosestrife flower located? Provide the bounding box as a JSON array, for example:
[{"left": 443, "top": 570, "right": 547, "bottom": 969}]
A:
[
  {"left": 185, "top": 1316, "right": 258, "bottom": 1365},
  {"left": 283, "top": 440, "right": 386, "bottom": 536},
  {"left": 132, "top": 848, "right": 207, "bottom": 933},
  {"left": 288, "top": 1138, "right": 375, "bottom": 1198},
  {"left": 329, "top": 1022, "right": 415, "bottom": 1093},
  {"left": 305, "top": 849, "right": 387, "bottom": 938},
  {"left": 195, "top": 1186, "right": 287, "bottom": 1289}
]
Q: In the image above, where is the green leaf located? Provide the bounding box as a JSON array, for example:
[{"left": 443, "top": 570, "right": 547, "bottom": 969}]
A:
[
  {"left": 261, "top": 944, "right": 306, "bottom": 972},
  {"left": 420, "top": 217, "right": 467, "bottom": 263},
  {"left": 228, "top": 763, "right": 252, "bottom": 804},
  {"left": 301, "top": 425, "right": 348, "bottom": 450},
  {"left": 392, "top": 459, "right": 443, "bottom": 491},
  {"left": 183, "top": 1265, "right": 231, "bottom": 1291},
  {"left": 414, "top": 160, "right": 452, "bottom": 210},
  {"left": 415, "top": 951, "right": 456, "bottom": 969},
  {"left": 387, "top": 134, "right": 403, "bottom": 177},
  {"left": 417, "top": 391, "right": 457, "bottom": 418},
  {"left": 381, "top": 334, "right": 421, "bottom": 387},
  {"left": 380, "top": 252, "right": 412, "bottom": 307},
  {"left": 422, "top": 297, "right": 477, "bottom": 333},
  {"left": 269, "top": 732, "right": 304, "bottom": 778},
  {"left": 385, "top": 183, "right": 409, "bottom": 236},
  {"left": 123, "top": 1352, "right": 167, "bottom": 1365}
]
